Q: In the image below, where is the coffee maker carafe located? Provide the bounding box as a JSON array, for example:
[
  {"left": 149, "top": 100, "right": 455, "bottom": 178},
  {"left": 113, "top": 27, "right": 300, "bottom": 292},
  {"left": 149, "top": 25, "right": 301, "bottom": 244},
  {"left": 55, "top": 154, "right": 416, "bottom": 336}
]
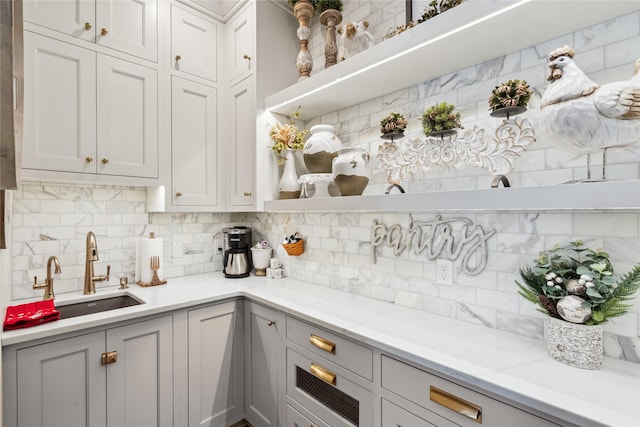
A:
[{"left": 223, "top": 226, "right": 252, "bottom": 278}]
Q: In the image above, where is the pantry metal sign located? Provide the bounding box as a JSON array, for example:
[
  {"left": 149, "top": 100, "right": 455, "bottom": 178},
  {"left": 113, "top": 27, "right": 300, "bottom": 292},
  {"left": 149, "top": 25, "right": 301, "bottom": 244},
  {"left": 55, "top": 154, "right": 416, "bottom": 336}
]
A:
[{"left": 370, "top": 215, "right": 496, "bottom": 275}]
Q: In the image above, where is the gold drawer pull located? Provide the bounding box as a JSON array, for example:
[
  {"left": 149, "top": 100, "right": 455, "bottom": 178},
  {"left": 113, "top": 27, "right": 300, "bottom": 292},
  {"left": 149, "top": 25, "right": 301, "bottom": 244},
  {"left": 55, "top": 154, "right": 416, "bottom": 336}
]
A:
[
  {"left": 84, "top": 22, "right": 92, "bottom": 30},
  {"left": 101, "top": 28, "right": 108, "bottom": 36},
  {"left": 430, "top": 386, "right": 482, "bottom": 423},
  {"left": 309, "top": 334, "right": 335, "bottom": 354},
  {"left": 310, "top": 363, "right": 336, "bottom": 386}
]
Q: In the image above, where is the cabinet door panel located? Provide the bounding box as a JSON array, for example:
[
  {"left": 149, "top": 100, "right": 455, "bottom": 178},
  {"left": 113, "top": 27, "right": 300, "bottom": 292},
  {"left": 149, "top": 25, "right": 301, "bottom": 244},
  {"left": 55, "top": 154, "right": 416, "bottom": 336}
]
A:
[
  {"left": 106, "top": 315, "right": 173, "bottom": 427},
  {"left": 24, "top": 0, "right": 95, "bottom": 42},
  {"left": 16, "top": 331, "right": 106, "bottom": 427},
  {"left": 171, "top": 5, "right": 218, "bottom": 82},
  {"left": 188, "top": 301, "right": 244, "bottom": 427},
  {"left": 96, "top": 0, "right": 158, "bottom": 61},
  {"left": 171, "top": 76, "right": 218, "bottom": 207},
  {"left": 227, "top": 6, "right": 253, "bottom": 85},
  {"left": 245, "top": 302, "right": 285, "bottom": 427},
  {"left": 382, "top": 399, "right": 438, "bottom": 427},
  {"left": 23, "top": 32, "right": 97, "bottom": 173},
  {"left": 97, "top": 54, "right": 158, "bottom": 178},
  {"left": 228, "top": 77, "right": 255, "bottom": 207}
]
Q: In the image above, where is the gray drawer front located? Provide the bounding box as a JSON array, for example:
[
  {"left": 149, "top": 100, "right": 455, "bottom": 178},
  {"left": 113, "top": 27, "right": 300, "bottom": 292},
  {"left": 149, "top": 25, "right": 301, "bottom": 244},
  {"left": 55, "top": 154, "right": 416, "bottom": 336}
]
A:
[{"left": 286, "top": 316, "right": 373, "bottom": 380}]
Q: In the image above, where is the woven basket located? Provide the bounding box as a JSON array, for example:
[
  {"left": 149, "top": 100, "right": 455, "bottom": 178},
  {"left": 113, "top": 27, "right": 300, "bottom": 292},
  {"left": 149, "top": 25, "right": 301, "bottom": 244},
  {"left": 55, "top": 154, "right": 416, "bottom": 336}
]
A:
[{"left": 282, "top": 239, "right": 304, "bottom": 256}]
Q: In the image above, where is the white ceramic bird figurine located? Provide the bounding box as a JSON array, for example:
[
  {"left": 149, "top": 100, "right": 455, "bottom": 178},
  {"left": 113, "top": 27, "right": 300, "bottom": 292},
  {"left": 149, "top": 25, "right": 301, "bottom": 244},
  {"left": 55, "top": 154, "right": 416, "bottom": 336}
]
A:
[{"left": 540, "top": 46, "right": 640, "bottom": 180}]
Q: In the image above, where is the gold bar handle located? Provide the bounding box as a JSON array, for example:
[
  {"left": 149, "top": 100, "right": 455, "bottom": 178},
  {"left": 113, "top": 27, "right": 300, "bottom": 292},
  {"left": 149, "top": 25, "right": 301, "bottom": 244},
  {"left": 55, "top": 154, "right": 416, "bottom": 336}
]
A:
[
  {"left": 309, "top": 334, "right": 335, "bottom": 354},
  {"left": 310, "top": 363, "right": 336, "bottom": 386},
  {"left": 430, "top": 386, "right": 482, "bottom": 423},
  {"left": 101, "top": 351, "right": 117, "bottom": 365}
]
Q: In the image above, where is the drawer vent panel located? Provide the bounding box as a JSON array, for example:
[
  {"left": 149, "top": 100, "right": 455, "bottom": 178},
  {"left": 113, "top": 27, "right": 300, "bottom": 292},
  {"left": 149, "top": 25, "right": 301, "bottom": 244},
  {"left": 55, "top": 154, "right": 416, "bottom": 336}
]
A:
[{"left": 296, "top": 366, "right": 359, "bottom": 425}]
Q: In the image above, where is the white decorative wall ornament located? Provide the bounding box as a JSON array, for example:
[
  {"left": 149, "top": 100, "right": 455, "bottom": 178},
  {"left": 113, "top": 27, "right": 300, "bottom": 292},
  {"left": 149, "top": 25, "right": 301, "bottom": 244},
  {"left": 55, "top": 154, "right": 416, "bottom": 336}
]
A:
[
  {"left": 370, "top": 215, "right": 496, "bottom": 275},
  {"left": 377, "top": 117, "right": 535, "bottom": 185}
]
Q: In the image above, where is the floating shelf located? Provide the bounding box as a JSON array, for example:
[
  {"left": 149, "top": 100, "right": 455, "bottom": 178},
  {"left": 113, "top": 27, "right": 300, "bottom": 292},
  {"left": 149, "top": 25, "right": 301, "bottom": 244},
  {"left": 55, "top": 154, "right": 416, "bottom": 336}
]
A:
[
  {"left": 264, "top": 181, "right": 640, "bottom": 213},
  {"left": 264, "top": 0, "right": 640, "bottom": 119}
]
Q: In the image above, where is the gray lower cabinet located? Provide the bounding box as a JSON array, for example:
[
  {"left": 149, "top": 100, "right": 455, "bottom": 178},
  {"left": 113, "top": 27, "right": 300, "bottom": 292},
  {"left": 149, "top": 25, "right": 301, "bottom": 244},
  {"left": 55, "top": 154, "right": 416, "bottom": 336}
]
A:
[
  {"left": 187, "top": 300, "right": 244, "bottom": 427},
  {"left": 244, "top": 301, "right": 285, "bottom": 427},
  {"left": 2, "top": 315, "right": 173, "bottom": 427},
  {"left": 286, "top": 402, "right": 330, "bottom": 427}
]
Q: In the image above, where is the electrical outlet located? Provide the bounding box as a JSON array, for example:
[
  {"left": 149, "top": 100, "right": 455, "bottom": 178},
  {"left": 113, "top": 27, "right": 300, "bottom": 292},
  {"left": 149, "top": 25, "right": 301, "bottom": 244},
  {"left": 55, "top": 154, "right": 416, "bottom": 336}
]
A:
[
  {"left": 437, "top": 259, "right": 453, "bottom": 286},
  {"left": 214, "top": 239, "right": 224, "bottom": 254},
  {"left": 172, "top": 242, "right": 183, "bottom": 258}
]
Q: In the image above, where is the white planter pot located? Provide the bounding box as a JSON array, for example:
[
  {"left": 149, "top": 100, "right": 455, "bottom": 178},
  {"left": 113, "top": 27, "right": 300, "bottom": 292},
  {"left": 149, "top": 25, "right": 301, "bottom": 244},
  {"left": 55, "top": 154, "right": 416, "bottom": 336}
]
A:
[{"left": 544, "top": 317, "right": 603, "bottom": 369}]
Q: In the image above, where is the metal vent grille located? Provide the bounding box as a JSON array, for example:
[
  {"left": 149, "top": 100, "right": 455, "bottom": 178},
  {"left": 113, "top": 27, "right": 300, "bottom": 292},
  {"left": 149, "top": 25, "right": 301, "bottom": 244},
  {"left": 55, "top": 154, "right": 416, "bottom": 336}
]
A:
[{"left": 296, "top": 366, "right": 359, "bottom": 426}]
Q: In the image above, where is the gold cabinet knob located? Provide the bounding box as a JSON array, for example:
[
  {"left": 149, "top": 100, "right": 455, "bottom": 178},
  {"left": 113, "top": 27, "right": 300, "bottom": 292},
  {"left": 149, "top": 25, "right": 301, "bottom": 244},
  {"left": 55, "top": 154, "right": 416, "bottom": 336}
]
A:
[
  {"left": 84, "top": 22, "right": 92, "bottom": 31},
  {"left": 85, "top": 157, "right": 93, "bottom": 163},
  {"left": 243, "top": 192, "right": 252, "bottom": 196},
  {"left": 175, "top": 192, "right": 182, "bottom": 197},
  {"left": 101, "top": 28, "right": 108, "bottom": 36},
  {"left": 175, "top": 55, "right": 181, "bottom": 62},
  {"left": 101, "top": 158, "right": 109, "bottom": 164},
  {"left": 266, "top": 320, "right": 275, "bottom": 326},
  {"left": 243, "top": 54, "right": 251, "bottom": 61}
]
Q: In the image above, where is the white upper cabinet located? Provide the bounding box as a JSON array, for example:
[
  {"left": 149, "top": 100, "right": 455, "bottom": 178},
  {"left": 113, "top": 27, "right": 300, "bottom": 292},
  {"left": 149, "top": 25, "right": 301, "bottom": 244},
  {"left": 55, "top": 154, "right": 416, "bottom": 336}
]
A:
[
  {"left": 171, "top": 5, "right": 218, "bottom": 82},
  {"left": 225, "top": 3, "right": 253, "bottom": 86},
  {"left": 23, "top": 32, "right": 97, "bottom": 174},
  {"left": 23, "top": 31, "right": 158, "bottom": 180},
  {"left": 24, "top": 0, "right": 158, "bottom": 62},
  {"left": 170, "top": 76, "right": 219, "bottom": 208},
  {"left": 96, "top": 54, "right": 158, "bottom": 178},
  {"left": 227, "top": 76, "right": 255, "bottom": 208}
]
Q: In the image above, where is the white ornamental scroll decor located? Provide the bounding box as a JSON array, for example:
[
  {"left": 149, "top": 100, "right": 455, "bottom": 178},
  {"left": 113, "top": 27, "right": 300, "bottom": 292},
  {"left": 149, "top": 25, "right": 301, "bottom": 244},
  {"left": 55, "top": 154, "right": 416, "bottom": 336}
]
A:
[
  {"left": 370, "top": 215, "right": 496, "bottom": 275},
  {"left": 377, "top": 117, "right": 535, "bottom": 184}
]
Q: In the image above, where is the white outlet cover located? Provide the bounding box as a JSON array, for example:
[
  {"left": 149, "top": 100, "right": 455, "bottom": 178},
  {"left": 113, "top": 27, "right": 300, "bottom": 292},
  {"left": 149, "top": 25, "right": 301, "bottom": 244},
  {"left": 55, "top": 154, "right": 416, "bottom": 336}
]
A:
[{"left": 437, "top": 259, "right": 453, "bottom": 286}]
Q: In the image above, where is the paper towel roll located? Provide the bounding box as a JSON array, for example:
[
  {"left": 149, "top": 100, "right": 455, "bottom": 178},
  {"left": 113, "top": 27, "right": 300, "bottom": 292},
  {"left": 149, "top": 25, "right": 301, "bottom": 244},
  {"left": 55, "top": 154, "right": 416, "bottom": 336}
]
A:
[{"left": 136, "top": 234, "right": 164, "bottom": 284}]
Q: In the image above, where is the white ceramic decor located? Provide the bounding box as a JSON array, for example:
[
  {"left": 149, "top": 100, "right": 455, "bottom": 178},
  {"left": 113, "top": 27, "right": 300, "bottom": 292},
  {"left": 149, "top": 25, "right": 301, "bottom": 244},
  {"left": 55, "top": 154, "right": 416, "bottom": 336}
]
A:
[
  {"left": 278, "top": 149, "right": 301, "bottom": 199},
  {"left": 303, "top": 124, "right": 343, "bottom": 173},
  {"left": 332, "top": 147, "right": 371, "bottom": 196}
]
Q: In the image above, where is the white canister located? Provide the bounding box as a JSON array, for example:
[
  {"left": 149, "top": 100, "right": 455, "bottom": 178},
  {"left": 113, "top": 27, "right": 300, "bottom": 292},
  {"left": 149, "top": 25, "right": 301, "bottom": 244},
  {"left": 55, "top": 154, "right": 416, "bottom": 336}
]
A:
[
  {"left": 250, "top": 247, "right": 272, "bottom": 276},
  {"left": 303, "top": 124, "right": 343, "bottom": 173},
  {"left": 331, "top": 147, "right": 371, "bottom": 196}
]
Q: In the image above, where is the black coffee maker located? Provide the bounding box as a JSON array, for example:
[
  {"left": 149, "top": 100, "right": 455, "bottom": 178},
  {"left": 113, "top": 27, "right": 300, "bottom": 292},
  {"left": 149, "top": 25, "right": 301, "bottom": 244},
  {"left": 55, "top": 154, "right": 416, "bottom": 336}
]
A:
[{"left": 223, "top": 226, "right": 252, "bottom": 278}]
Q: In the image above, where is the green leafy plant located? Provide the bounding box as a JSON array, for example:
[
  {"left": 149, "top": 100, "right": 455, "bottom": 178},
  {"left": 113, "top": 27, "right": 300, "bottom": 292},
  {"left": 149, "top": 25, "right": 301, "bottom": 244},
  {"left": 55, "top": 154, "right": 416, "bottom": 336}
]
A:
[
  {"left": 421, "top": 102, "right": 463, "bottom": 136},
  {"left": 516, "top": 241, "right": 640, "bottom": 325},
  {"left": 380, "top": 112, "right": 408, "bottom": 135},
  {"left": 315, "top": 0, "right": 343, "bottom": 13},
  {"left": 488, "top": 78, "right": 532, "bottom": 111},
  {"left": 418, "top": 0, "right": 465, "bottom": 23}
]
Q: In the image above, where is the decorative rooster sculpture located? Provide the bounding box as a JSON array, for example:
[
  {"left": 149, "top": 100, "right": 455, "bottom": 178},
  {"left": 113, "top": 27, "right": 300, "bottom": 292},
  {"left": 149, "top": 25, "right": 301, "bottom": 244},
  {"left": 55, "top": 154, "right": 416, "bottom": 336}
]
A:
[{"left": 540, "top": 46, "right": 640, "bottom": 180}]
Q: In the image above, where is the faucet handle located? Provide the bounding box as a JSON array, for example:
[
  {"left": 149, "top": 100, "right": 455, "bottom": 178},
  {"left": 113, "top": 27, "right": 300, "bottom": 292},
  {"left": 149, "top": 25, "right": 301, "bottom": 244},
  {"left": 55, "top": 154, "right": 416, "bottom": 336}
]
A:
[{"left": 105, "top": 265, "right": 111, "bottom": 281}]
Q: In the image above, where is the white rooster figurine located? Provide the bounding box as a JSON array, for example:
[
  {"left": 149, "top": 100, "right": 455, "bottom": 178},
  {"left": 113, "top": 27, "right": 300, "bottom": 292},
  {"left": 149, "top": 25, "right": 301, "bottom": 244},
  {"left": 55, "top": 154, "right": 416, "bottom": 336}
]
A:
[{"left": 540, "top": 46, "right": 640, "bottom": 180}]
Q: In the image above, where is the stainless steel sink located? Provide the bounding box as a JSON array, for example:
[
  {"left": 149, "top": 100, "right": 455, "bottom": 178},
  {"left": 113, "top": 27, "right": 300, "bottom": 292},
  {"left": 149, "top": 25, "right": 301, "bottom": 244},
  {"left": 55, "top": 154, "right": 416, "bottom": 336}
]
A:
[{"left": 57, "top": 294, "right": 144, "bottom": 319}]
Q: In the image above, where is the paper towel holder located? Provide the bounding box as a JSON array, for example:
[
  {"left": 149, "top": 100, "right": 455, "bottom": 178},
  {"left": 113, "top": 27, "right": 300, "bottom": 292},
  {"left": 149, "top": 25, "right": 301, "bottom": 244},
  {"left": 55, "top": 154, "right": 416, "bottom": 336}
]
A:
[{"left": 136, "top": 232, "right": 167, "bottom": 287}]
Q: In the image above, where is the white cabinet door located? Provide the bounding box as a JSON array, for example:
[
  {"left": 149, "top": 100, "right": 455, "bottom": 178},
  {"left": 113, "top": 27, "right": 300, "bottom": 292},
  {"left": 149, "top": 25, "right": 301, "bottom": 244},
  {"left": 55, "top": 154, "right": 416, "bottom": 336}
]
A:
[
  {"left": 171, "top": 5, "right": 218, "bottom": 82},
  {"left": 14, "top": 331, "right": 106, "bottom": 427},
  {"left": 97, "top": 54, "right": 158, "bottom": 178},
  {"left": 23, "top": 31, "right": 97, "bottom": 174},
  {"left": 106, "top": 315, "right": 173, "bottom": 427},
  {"left": 188, "top": 300, "right": 244, "bottom": 427},
  {"left": 227, "top": 77, "right": 255, "bottom": 207},
  {"left": 226, "top": 4, "right": 253, "bottom": 86},
  {"left": 96, "top": 0, "right": 158, "bottom": 61},
  {"left": 171, "top": 76, "right": 218, "bottom": 207},
  {"left": 245, "top": 301, "right": 285, "bottom": 427},
  {"left": 23, "top": 0, "right": 95, "bottom": 43}
]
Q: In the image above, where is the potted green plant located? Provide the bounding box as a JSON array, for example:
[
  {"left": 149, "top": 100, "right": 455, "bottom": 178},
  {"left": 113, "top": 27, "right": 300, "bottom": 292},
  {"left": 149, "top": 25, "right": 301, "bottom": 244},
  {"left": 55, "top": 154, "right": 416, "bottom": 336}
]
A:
[
  {"left": 488, "top": 78, "right": 532, "bottom": 117},
  {"left": 380, "top": 112, "right": 408, "bottom": 136},
  {"left": 516, "top": 241, "right": 640, "bottom": 369},
  {"left": 418, "top": 0, "right": 464, "bottom": 23},
  {"left": 421, "top": 102, "right": 463, "bottom": 137},
  {"left": 315, "top": 0, "right": 343, "bottom": 13}
]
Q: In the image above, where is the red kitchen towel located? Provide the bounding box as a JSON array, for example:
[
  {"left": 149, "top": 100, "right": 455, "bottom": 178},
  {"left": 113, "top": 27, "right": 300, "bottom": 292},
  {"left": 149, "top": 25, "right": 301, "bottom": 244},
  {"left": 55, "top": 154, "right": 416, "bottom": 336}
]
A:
[{"left": 3, "top": 300, "right": 60, "bottom": 330}]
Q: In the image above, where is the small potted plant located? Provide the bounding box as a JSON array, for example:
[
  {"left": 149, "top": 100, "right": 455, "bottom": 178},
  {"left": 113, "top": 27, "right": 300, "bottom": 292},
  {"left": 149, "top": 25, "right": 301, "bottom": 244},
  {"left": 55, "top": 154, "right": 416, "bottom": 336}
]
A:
[
  {"left": 516, "top": 240, "right": 640, "bottom": 369},
  {"left": 488, "top": 78, "right": 532, "bottom": 117},
  {"left": 316, "top": 0, "right": 343, "bottom": 13},
  {"left": 421, "top": 102, "right": 463, "bottom": 137},
  {"left": 380, "top": 112, "right": 408, "bottom": 137},
  {"left": 418, "top": 0, "right": 464, "bottom": 23}
]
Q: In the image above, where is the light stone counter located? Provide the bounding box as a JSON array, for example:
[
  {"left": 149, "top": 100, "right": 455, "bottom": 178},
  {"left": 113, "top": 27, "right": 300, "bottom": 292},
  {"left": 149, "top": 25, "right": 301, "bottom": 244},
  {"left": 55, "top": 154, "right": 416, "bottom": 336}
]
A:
[{"left": 3, "top": 273, "right": 639, "bottom": 427}]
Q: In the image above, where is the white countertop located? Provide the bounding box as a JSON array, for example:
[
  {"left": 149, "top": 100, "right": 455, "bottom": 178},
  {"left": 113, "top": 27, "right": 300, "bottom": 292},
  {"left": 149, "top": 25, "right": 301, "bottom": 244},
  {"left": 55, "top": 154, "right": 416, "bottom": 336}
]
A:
[{"left": 3, "top": 273, "right": 639, "bottom": 427}]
